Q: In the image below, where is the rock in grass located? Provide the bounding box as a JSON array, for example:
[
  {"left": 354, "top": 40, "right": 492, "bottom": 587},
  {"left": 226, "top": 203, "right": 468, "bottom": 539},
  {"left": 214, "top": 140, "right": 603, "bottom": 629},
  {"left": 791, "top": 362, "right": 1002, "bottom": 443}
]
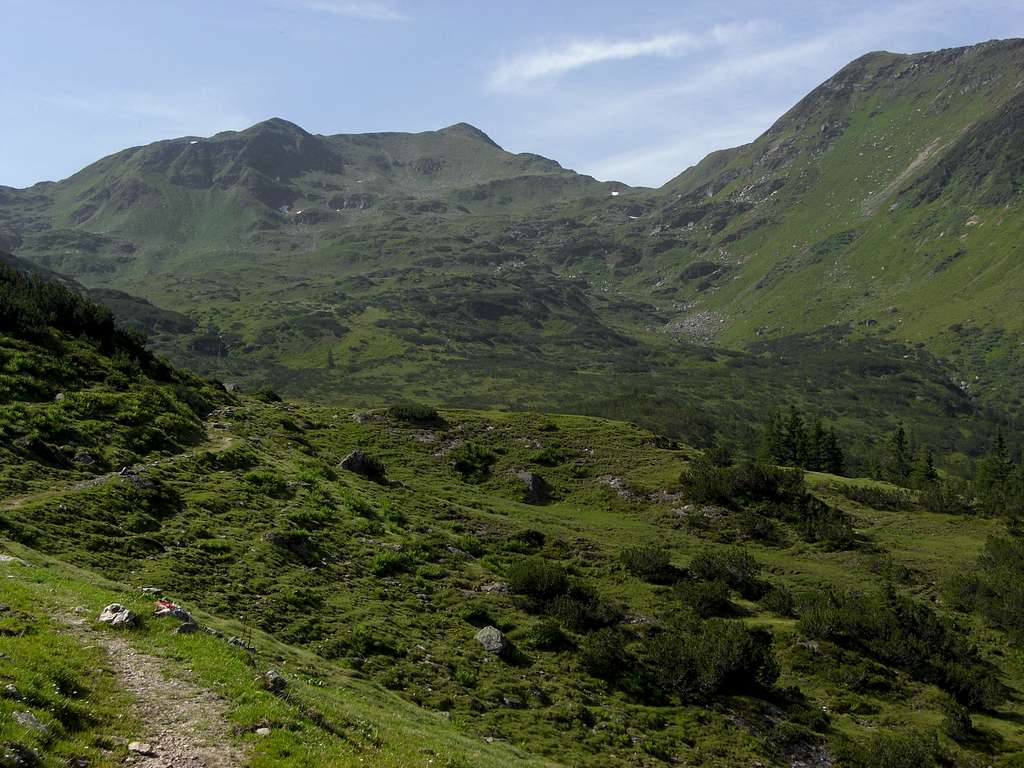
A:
[
  {"left": 12, "top": 711, "right": 47, "bottom": 733},
  {"left": 128, "top": 742, "right": 156, "bottom": 756},
  {"left": 262, "top": 669, "right": 287, "bottom": 693},
  {"left": 474, "top": 626, "right": 510, "bottom": 656},
  {"left": 97, "top": 604, "right": 138, "bottom": 628},
  {"left": 255, "top": 727, "right": 272, "bottom": 736},
  {"left": 339, "top": 450, "right": 386, "bottom": 481},
  {"left": 516, "top": 471, "right": 552, "bottom": 504},
  {"left": 2, "top": 684, "right": 20, "bottom": 699}
]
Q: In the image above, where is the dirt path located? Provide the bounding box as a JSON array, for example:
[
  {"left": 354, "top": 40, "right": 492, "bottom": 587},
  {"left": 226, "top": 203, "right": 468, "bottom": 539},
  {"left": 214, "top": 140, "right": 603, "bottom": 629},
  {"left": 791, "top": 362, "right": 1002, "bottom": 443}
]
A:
[{"left": 63, "top": 613, "right": 248, "bottom": 767}]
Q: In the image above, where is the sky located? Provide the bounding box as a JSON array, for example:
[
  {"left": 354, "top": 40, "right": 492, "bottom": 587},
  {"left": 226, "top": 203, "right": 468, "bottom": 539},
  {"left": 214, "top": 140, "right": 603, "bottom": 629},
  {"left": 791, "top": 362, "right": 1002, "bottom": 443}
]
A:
[{"left": 3, "top": 0, "right": 1024, "bottom": 189}]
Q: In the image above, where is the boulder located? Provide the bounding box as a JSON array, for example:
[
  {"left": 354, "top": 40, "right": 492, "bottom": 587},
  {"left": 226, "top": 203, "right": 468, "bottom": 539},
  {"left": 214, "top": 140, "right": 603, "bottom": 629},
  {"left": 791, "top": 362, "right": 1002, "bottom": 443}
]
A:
[
  {"left": 516, "top": 471, "right": 552, "bottom": 504},
  {"left": 173, "top": 622, "right": 200, "bottom": 635},
  {"left": 474, "top": 626, "right": 510, "bottom": 656},
  {"left": 97, "top": 604, "right": 138, "bottom": 628},
  {"left": 339, "top": 450, "right": 386, "bottom": 481},
  {"left": 3, "top": 684, "right": 20, "bottom": 699},
  {"left": 255, "top": 727, "right": 272, "bottom": 737}
]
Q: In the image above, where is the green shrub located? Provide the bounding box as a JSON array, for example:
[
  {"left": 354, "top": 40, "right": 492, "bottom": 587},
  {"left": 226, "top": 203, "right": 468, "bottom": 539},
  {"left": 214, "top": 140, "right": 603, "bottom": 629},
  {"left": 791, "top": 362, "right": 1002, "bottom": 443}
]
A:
[
  {"left": 507, "top": 558, "right": 569, "bottom": 601},
  {"left": 690, "top": 548, "right": 766, "bottom": 599},
  {"left": 578, "top": 628, "right": 631, "bottom": 682},
  {"left": 529, "top": 444, "right": 569, "bottom": 467},
  {"left": 798, "top": 588, "right": 1003, "bottom": 708},
  {"left": 837, "top": 483, "right": 915, "bottom": 511},
  {"left": 523, "top": 619, "right": 572, "bottom": 651},
  {"left": 451, "top": 443, "right": 496, "bottom": 482},
  {"left": 371, "top": 551, "right": 413, "bottom": 576},
  {"left": 388, "top": 403, "right": 442, "bottom": 426},
  {"left": 675, "top": 578, "right": 734, "bottom": 618},
  {"left": 620, "top": 545, "right": 679, "bottom": 584},
  {"left": 760, "top": 584, "right": 797, "bottom": 617},
  {"left": 642, "top": 619, "right": 778, "bottom": 702},
  {"left": 254, "top": 387, "right": 283, "bottom": 403}
]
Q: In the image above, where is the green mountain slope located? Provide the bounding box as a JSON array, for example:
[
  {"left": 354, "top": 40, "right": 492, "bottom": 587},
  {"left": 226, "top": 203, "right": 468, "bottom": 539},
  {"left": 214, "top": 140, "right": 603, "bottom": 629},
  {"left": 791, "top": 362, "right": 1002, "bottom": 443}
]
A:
[
  {"left": 651, "top": 39, "right": 1024, "bottom": 407},
  {"left": 1, "top": 39, "right": 1022, "bottom": 447},
  {"left": 4, "top": 265, "right": 1024, "bottom": 767}
]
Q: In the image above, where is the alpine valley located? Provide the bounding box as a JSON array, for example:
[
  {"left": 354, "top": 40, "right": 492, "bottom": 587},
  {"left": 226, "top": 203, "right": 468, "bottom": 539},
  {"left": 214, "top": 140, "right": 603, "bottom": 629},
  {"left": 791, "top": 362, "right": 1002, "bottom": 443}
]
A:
[{"left": 2, "top": 36, "right": 1024, "bottom": 768}]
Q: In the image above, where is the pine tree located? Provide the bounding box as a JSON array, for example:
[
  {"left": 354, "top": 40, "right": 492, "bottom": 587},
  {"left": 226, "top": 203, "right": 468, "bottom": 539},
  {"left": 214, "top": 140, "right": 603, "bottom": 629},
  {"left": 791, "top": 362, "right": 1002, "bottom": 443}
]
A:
[
  {"left": 783, "top": 405, "right": 809, "bottom": 467},
  {"left": 807, "top": 419, "right": 826, "bottom": 472},
  {"left": 758, "top": 410, "right": 786, "bottom": 464},
  {"left": 909, "top": 447, "right": 938, "bottom": 488},
  {"left": 887, "top": 424, "right": 911, "bottom": 484},
  {"left": 823, "top": 427, "right": 845, "bottom": 476},
  {"left": 976, "top": 429, "right": 1012, "bottom": 491}
]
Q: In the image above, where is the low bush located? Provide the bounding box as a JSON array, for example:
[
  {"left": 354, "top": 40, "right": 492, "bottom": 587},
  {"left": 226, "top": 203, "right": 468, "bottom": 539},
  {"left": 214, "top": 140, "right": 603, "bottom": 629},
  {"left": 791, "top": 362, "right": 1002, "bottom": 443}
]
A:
[
  {"left": 388, "top": 403, "right": 442, "bottom": 426},
  {"left": 690, "top": 547, "right": 767, "bottom": 599},
  {"left": 642, "top": 619, "right": 779, "bottom": 702},
  {"left": 371, "top": 551, "right": 413, "bottom": 576},
  {"left": 798, "top": 588, "right": 1003, "bottom": 708},
  {"left": 451, "top": 443, "right": 496, "bottom": 482},
  {"left": 620, "top": 545, "right": 679, "bottom": 584},
  {"left": 674, "top": 578, "right": 734, "bottom": 618}
]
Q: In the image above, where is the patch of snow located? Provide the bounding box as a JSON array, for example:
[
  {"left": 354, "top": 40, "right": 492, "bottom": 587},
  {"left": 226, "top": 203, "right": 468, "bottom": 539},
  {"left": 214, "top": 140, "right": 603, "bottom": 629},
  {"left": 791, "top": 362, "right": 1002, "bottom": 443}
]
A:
[
  {"left": 610, "top": 191, "right": 620, "bottom": 197},
  {"left": 189, "top": 140, "right": 198, "bottom": 145}
]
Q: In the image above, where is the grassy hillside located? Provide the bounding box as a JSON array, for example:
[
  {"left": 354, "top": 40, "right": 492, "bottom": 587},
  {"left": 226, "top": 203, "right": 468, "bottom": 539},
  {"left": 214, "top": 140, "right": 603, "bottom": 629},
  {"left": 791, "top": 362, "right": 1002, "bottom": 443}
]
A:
[
  {"left": 5, "top": 399, "right": 1024, "bottom": 767},
  {"left": 4, "top": 264, "right": 1024, "bottom": 767}
]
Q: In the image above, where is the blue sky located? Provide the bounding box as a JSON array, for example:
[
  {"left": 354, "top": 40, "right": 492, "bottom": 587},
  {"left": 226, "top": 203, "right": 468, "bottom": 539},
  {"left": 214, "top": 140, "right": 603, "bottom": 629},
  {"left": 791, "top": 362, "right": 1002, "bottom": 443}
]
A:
[{"left": 3, "top": 0, "right": 1024, "bottom": 188}]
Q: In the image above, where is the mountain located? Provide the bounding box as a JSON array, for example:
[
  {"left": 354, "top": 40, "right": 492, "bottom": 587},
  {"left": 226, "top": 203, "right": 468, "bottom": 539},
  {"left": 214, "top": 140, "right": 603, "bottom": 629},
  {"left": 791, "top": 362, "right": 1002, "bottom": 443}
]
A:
[
  {"left": 1, "top": 39, "right": 1022, "bottom": 451},
  {"left": 650, "top": 39, "right": 1024, "bottom": 405}
]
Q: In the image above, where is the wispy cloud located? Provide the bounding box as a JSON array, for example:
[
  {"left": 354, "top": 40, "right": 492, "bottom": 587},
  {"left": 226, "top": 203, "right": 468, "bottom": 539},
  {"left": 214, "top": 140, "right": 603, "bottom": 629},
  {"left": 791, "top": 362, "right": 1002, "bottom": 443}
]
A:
[
  {"left": 291, "top": 0, "right": 408, "bottom": 21},
  {"left": 488, "top": 23, "right": 763, "bottom": 92}
]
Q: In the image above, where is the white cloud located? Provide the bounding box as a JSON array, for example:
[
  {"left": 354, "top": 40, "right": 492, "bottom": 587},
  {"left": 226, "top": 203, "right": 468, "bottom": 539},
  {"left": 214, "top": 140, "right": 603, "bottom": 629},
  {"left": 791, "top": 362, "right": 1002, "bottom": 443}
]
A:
[
  {"left": 488, "top": 23, "right": 764, "bottom": 92},
  {"left": 292, "top": 0, "right": 408, "bottom": 21}
]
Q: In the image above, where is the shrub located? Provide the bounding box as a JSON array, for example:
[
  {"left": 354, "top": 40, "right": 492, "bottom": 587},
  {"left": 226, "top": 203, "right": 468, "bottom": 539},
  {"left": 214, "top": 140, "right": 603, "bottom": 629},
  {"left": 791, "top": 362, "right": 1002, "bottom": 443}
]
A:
[
  {"left": 942, "top": 698, "right": 973, "bottom": 741},
  {"left": 642, "top": 619, "right": 778, "bottom": 702},
  {"left": 451, "top": 443, "right": 496, "bottom": 482},
  {"left": 254, "top": 387, "right": 283, "bottom": 403},
  {"left": 798, "top": 588, "right": 1003, "bottom": 708},
  {"left": 620, "top": 545, "right": 679, "bottom": 584},
  {"left": 529, "top": 444, "right": 569, "bottom": 467},
  {"left": 690, "top": 548, "right": 766, "bottom": 599},
  {"left": 675, "top": 578, "right": 734, "bottom": 618},
  {"left": 388, "top": 403, "right": 442, "bottom": 426},
  {"left": 548, "top": 583, "right": 621, "bottom": 631},
  {"left": 523, "top": 619, "right": 572, "bottom": 651},
  {"left": 507, "top": 558, "right": 569, "bottom": 601},
  {"left": 371, "top": 551, "right": 413, "bottom": 576},
  {"left": 578, "top": 628, "right": 631, "bottom": 682},
  {"left": 951, "top": 535, "right": 1024, "bottom": 638},
  {"left": 837, "top": 483, "right": 915, "bottom": 511},
  {"left": 760, "top": 584, "right": 796, "bottom": 617}
]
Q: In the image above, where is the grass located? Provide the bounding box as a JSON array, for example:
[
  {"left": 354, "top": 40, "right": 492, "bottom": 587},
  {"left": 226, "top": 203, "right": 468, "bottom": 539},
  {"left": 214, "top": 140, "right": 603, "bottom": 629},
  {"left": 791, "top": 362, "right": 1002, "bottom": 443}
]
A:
[{"left": 5, "top": 399, "right": 1024, "bottom": 766}]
